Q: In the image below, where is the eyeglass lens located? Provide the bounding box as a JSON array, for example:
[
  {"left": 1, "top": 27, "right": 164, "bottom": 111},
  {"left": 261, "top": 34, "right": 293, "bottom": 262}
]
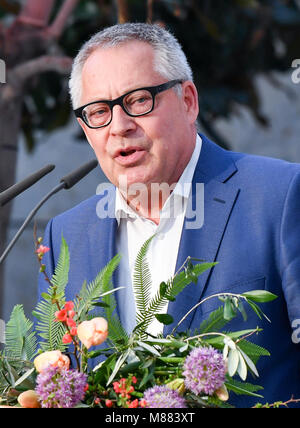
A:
[{"left": 83, "top": 89, "right": 153, "bottom": 128}]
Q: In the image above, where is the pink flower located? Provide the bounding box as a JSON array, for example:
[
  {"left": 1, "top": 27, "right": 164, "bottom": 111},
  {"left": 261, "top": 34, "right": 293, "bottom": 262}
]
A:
[
  {"left": 36, "top": 245, "right": 50, "bottom": 255},
  {"left": 66, "top": 317, "right": 77, "bottom": 328},
  {"left": 55, "top": 309, "right": 68, "bottom": 322},
  {"left": 77, "top": 317, "right": 108, "bottom": 350},
  {"left": 34, "top": 350, "right": 70, "bottom": 373},
  {"left": 128, "top": 399, "right": 139, "bottom": 408},
  {"left": 68, "top": 310, "right": 76, "bottom": 319},
  {"left": 105, "top": 399, "right": 113, "bottom": 408},
  {"left": 140, "top": 399, "right": 147, "bottom": 408},
  {"left": 64, "top": 301, "right": 74, "bottom": 312},
  {"left": 62, "top": 333, "right": 73, "bottom": 344},
  {"left": 70, "top": 327, "right": 77, "bottom": 336}
]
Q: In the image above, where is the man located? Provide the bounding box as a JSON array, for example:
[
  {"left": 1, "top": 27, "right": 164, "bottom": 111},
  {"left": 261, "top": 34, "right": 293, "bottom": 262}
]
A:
[{"left": 39, "top": 23, "right": 300, "bottom": 407}]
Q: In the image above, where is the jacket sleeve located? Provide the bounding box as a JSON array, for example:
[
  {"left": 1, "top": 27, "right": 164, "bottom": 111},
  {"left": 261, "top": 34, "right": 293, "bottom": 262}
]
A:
[{"left": 280, "top": 170, "right": 300, "bottom": 333}]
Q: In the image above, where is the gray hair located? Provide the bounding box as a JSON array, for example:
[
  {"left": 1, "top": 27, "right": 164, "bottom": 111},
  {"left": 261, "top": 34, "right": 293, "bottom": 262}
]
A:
[{"left": 69, "top": 22, "right": 194, "bottom": 109}]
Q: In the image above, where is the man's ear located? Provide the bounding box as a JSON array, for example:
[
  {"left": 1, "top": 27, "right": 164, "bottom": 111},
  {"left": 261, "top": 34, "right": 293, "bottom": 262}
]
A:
[{"left": 181, "top": 80, "right": 199, "bottom": 124}]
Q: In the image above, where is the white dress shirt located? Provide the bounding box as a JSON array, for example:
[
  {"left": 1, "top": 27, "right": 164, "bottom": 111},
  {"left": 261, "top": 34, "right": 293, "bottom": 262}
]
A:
[{"left": 115, "top": 135, "right": 202, "bottom": 335}]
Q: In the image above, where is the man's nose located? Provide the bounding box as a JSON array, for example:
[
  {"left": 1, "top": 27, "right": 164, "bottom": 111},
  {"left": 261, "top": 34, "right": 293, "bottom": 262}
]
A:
[{"left": 109, "top": 105, "right": 137, "bottom": 136}]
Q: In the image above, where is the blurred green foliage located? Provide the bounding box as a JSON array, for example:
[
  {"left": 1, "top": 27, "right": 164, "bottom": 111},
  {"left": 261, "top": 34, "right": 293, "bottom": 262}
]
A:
[{"left": 1, "top": 0, "right": 300, "bottom": 150}]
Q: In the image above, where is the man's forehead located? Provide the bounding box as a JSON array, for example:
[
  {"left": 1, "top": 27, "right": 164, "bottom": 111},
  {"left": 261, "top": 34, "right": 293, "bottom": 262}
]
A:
[
  {"left": 84, "top": 40, "right": 155, "bottom": 69},
  {"left": 80, "top": 41, "right": 162, "bottom": 101}
]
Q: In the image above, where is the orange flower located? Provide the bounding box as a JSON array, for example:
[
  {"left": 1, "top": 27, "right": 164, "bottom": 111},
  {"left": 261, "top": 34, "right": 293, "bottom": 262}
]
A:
[
  {"left": 128, "top": 399, "right": 139, "bottom": 408},
  {"left": 34, "top": 350, "right": 70, "bottom": 373},
  {"left": 55, "top": 309, "right": 68, "bottom": 322},
  {"left": 77, "top": 317, "right": 108, "bottom": 350},
  {"left": 17, "top": 390, "right": 40, "bottom": 408},
  {"left": 62, "top": 333, "right": 73, "bottom": 344},
  {"left": 64, "top": 301, "right": 74, "bottom": 312}
]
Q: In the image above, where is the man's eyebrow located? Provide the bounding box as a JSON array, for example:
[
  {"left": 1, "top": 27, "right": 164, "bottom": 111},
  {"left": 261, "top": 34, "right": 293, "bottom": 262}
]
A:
[{"left": 85, "top": 84, "right": 153, "bottom": 103}]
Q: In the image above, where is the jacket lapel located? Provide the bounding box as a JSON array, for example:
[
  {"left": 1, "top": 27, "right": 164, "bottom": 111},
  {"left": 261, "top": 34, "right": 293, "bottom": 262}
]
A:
[
  {"left": 87, "top": 193, "right": 118, "bottom": 280},
  {"left": 165, "top": 136, "right": 240, "bottom": 334}
]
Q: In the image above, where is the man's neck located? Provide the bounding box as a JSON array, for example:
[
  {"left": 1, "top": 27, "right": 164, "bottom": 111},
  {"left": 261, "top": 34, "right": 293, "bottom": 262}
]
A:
[{"left": 118, "top": 134, "right": 201, "bottom": 225}]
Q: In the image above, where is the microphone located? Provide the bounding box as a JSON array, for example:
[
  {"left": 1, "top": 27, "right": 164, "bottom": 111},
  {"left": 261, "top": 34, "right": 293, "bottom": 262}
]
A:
[
  {"left": 0, "top": 164, "right": 55, "bottom": 207},
  {"left": 0, "top": 159, "right": 98, "bottom": 264}
]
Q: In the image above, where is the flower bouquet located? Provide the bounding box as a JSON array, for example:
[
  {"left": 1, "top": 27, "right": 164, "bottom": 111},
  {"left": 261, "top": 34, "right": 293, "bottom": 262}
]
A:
[{"left": 0, "top": 235, "right": 279, "bottom": 409}]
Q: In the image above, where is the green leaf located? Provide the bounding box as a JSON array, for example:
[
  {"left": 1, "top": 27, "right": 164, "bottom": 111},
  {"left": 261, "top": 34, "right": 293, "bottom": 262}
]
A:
[
  {"left": 99, "top": 261, "right": 129, "bottom": 349},
  {"left": 14, "top": 367, "right": 35, "bottom": 389},
  {"left": 106, "top": 349, "right": 130, "bottom": 386},
  {"left": 136, "top": 341, "right": 161, "bottom": 357},
  {"left": 237, "top": 301, "right": 247, "bottom": 321},
  {"left": 170, "top": 262, "right": 217, "bottom": 299},
  {"left": 133, "top": 235, "right": 155, "bottom": 326},
  {"left": 154, "top": 314, "right": 174, "bottom": 325},
  {"left": 40, "top": 292, "right": 52, "bottom": 302},
  {"left": 34, "top": 236, "right": 70, "bottom": 351},
  {"left": 242, "top": 290, "right": 277, "bottom": 303},
  {"left": 246, "top": 300, "right": 271, "bottom": 323},
  {"left": 224, "top": 297, "right": 236, "bottom": 321},
  {"left": 246, "top": 300, "right": 262, "bottom": 320},
  {"left": 159, "top": 282, "right": 168, "bottom": 297},
  {"left": 5, "top": 305, "right": 38, "bottom": 361},
  {"left": 237, "top": 339, "right": 270, "bottom": 365},
  {"left": 225, "top": 378, "right": 264, "bottom": 398},
  {"left": 93, "top": 354, "right": 117, "bottom": 384},
  {"left": 75, "top": 254, "right": 121, "bottom": 321},
  {"left": 165, "top": 294, "right": 176, "bottom": 302},
  {"left": 50, "top": 235, "right": 70, "bottom": 292},
  {"left": 197, "top": 307, "right": 231, "bottom": 334},
  {"left": 92, "top": 302, "right": 110, "bottom": 309}
]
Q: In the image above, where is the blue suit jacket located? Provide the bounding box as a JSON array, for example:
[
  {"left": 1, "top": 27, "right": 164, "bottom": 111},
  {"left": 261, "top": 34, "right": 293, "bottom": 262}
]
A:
[{"left": 38, "top": 135, "right": 300, "bottom": 407}]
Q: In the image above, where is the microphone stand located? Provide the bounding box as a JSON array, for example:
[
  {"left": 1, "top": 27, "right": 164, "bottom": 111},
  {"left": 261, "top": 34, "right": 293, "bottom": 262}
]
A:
[
  {"left": 0, "top": 164, "right": 55, "bottom": 207},
  {"left": 0, "top": 183, "right": 64, "bottom": 265},
  {"left": 0, "top": 159, "right": 98, "bottom": 265}
]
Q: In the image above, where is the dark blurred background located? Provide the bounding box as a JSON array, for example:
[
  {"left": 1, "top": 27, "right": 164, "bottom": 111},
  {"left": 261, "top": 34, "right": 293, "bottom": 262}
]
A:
[{"left": 0, "top": 0, "right": 300, "bottom": 333}]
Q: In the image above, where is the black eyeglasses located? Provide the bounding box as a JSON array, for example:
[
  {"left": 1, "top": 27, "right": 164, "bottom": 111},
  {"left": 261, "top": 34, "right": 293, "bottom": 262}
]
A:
[{"left": 74, "top": 79, "right": 183, "bottom": 129}]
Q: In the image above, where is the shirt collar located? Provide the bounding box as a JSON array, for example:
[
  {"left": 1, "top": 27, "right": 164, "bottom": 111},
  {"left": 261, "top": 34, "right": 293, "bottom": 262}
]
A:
[{"left": 115, "top": 134, "right": 202, "bottom": 225}]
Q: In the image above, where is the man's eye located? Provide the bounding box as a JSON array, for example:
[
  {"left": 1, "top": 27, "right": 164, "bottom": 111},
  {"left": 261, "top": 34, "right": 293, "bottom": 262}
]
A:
[
  {"left": 136, "top": 97, "right": 147, "bottom": 103},
  {"left": 90, "top": 107, "right": 108, "bottom": 116}
]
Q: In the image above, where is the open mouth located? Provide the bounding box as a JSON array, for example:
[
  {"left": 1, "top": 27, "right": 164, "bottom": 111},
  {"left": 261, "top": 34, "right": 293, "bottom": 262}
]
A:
[
  {"left": 115, "top": 148, "right": 146, "bottom": 166},
  {"left": 120, "top": 149, "right": 137, "bottom": 157}
]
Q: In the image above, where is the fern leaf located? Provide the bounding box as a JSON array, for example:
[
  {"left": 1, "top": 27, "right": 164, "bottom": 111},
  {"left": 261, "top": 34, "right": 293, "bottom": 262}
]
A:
[
  {"left": 168, "top": 262, "right": 217, "bottom": 299},
  {"left": 133, "top": 235, "right": 155, "bottom": 325},
  {"left": 33, "top": 300, "right": 67, "bottom": 352},
  {"left": 33, "top": 236, "right": 70, "bottom": 351},
  {"left": 136, "top": 262, "right": 216, "bottom": 334},
  {"left": 75, "top": 254, "right": 121, "bottom": 321},
  {"left": 5, "top": 305, "right": 37, "bottom": 361},
  {"left": 237, "top": 339, "right": 270, "bottom": 364},
  {"left": 139, "top": 282, "right": 172, "bottom": 332},
  {"left": 92, "top": 257, "right": 129, "bottom": 348},
  {"left": 50, "top": 235, "right": 70, "bottom": 291}
]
